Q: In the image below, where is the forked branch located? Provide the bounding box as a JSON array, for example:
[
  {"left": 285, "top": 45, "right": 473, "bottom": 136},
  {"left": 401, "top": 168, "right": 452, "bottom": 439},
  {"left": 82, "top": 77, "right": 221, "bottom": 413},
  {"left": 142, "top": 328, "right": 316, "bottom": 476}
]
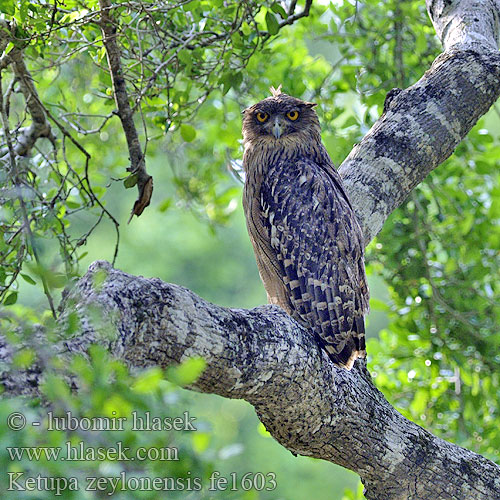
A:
[{"left": 1, "top": 1, "right": 500, "bottom": 499}]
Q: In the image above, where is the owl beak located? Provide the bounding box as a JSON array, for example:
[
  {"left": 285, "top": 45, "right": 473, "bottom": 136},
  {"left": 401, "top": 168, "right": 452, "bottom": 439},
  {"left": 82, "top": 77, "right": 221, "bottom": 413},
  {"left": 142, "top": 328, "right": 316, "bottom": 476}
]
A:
[{"left": 272, "top": 117, "right": 283, "bottom": 139}]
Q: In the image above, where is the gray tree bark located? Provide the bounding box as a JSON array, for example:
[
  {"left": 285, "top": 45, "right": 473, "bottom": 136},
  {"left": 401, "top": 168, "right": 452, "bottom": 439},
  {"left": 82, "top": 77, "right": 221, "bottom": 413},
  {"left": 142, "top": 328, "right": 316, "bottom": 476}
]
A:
[{"left": 2, "top": 1, "right": 500, "bottom": 499}]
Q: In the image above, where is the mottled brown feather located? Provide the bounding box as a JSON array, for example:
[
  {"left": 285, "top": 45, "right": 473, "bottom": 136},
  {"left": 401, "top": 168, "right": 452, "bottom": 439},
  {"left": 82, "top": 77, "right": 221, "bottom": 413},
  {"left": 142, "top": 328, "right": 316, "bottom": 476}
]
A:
[{"left": 242, "top": 92, "right": 369, "bottom": 369}]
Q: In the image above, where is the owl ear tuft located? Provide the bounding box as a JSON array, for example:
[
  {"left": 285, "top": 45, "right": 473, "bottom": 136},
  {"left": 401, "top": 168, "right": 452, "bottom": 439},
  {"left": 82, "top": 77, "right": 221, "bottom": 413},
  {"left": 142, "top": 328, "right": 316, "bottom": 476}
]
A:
[
  {"left": 269, "top": 84, "right": 283, "bottom": 97},
  {"left": 304, "top": 102, "right": 317, "bottom": 108}
]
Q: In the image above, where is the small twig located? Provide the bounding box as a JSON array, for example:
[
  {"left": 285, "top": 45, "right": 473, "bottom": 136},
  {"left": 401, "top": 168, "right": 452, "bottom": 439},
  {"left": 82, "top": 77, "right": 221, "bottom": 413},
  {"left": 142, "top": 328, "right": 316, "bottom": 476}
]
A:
[
  {"left": 8, "top": 46, "right": 56, "bottom": 156},
  {"left": 98, "top": 0, "right": 153, "bottom": 222},
  {"left": 393, "top": 2, "right": 405, "bottom": 88},
  {"left": 411, "top": 193, "right": 494, "bottom": 375},
  {"left": 279, "top": 0, "right": 312, "bottom": 29},
  {"left": 0, "top": 72, "right": 57, "bottom": 318}
]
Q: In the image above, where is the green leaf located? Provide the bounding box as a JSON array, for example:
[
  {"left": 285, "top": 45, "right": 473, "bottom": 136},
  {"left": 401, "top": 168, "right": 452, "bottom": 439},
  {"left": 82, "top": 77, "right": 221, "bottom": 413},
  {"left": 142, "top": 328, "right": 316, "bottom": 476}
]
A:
[
  {"left": 4, "top": 291, "right": 18, "bottom": 305},
  {"left": 257, "top": 422, "right": 271, "bottom": 437},
  {"left": 42, "top": 373, "right": 71, "bottom": 400},
  {"left": 180, "top": 124, "right": 197, "bottom": 142},
  {"left": 66, "top": 200, "right": 80, "bottom": 209},
  {"left": 65, "top": 311, "right": 80, "bottom": 335},
  {"left": 48, "top": 273, "right": 68, "bottom": 289},
  {"left": 167, "top": 357, "right": 206, "bottom": 386},
  {"left": 13, "top": 348, "right": 35, "bottom": 368},
  {"left": 158, "top": 198, "right": 172, "bottom": 213},
  {"left": 271, "top": 2, "right": 287, "bottom": 18},
  {"left": 77, "top": 251, "right": 88, "bottom": 261},
  {"left": 102, "top": 394, "right": 133, "bottom": 418},
  {"left": 178, "top": 49, "right": 191, "bottom": 66},
  {"left": 132, "top": 367, "right": 164, "bottom": 394},
  {"left": 21, "top": 273, "right": 36, "bottom": 285},
  {"left": 219, "top": 72, "right": 232, "bottom": 95},
  {"left": 0, "top": 0, "right": 15, "bottom": 15},
  {"left": 265, "top": 11, "right": 280, "bottom": 35},
  {"left": 92, "top": 269, "right": 108, "bottom": 290},
  {"left": 370, "top": 297, "right": 390, "bottom": 311},
  {"left": 192, "top": 432, "right": 211, "bottom": 453},
  {"left": 230, "top": 71, "right": 243, "bottom": 89},
  {"left": 123, "top": 173, "right": 138, "bottom": 189},
  {"left": 18, "top": 0, "right": 28, "bottom": 23},
  {"left": 410, "top": 389, "right": 429, "bottom": 415},
  {"left": 240, "top": 22, "right": 252, "bottom": 36}
]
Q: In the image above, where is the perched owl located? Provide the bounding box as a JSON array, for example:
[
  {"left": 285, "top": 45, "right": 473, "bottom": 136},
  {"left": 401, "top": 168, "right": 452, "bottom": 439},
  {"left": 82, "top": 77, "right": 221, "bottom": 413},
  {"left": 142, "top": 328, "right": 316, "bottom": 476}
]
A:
[{"left": 241, "top": 86, "right": 369, "bottom": 370}]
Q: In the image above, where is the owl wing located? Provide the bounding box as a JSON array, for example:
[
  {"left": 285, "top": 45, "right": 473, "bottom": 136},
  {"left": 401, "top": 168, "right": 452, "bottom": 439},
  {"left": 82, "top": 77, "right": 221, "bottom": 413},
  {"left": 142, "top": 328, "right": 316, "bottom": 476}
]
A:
[{"left": 260, "top": 156, "right": 369, "bottom": 369}]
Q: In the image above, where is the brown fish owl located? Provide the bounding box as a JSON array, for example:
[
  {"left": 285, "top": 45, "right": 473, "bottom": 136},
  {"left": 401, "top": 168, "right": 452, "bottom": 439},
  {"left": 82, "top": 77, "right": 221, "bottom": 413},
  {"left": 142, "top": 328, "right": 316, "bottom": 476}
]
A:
[{"left": 241, "top": 86, "right": 369, "bottom": 369}]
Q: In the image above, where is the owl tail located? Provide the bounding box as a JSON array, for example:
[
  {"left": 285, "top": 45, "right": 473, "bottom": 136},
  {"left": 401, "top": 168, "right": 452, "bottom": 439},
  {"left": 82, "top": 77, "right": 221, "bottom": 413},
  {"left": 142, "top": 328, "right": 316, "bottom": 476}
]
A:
[
  {"left": 354, "top": 313, "right": 367, "bottom": 356},
  {"left": 323, "top": 342, "right": 357, "bottom": 370},
  {"left": 323, "top": 314, "right": 366, "bottom": 370}
]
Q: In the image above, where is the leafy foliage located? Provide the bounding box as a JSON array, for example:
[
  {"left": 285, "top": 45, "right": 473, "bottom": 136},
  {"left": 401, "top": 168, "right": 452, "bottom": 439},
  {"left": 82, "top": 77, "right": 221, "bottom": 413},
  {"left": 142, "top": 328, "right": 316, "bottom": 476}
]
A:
[
  {"left": 369, "top": 124, "right": 500, "bottom": 459},
  {"left": 0, "top": 346, "right": 215, "bottom": 499},
  {"left": 0, "top": 0, "right": 311, "bottom": 306}
]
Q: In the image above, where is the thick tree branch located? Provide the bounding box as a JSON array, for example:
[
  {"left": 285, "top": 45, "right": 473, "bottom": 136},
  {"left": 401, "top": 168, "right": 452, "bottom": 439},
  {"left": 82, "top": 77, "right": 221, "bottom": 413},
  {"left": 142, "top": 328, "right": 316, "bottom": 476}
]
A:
[
  {"left": 339, "top": 0, "right": 500, "bottom": 243},
  {"left": 1, "top": 261, "right": 499, "bottom": 499},
  {"left": 427, "top": 0, "right": 500, "bottom": 51}
]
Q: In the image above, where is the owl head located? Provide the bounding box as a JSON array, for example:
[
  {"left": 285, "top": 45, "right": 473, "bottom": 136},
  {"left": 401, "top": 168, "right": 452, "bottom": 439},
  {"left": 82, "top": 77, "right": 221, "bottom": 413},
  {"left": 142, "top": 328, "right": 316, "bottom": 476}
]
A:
[{"left": 242, "top": 86, "right": 320, "bottom": 145}]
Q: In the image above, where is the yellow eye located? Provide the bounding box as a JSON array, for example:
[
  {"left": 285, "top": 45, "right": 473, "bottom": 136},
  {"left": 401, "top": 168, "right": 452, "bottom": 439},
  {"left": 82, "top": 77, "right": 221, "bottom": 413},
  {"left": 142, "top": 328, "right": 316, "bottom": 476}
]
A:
[
  {"left": 286, "top": 110, "right": 299, "bottom": 121},
  {"left": 256, "top": 112, "right": 269, "bottom": 123}
]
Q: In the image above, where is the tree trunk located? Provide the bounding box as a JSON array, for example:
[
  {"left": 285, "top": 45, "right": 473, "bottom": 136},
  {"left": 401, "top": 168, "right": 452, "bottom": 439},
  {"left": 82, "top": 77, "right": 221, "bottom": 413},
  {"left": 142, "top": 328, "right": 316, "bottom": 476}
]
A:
[{"left": 1, "top": 1, "right": 500, "bottom": 498}]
